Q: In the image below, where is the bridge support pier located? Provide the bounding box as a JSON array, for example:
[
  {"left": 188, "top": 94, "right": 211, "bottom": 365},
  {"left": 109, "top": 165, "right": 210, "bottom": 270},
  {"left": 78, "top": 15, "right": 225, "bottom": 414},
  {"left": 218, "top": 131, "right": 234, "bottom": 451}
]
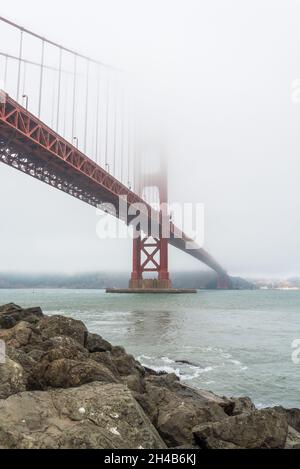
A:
[
  {"left": 129, "top": 235, "right": 173, "bottom": 290},
  {"left": 217, "top": 274, "right": 231, "bottom": 290}
]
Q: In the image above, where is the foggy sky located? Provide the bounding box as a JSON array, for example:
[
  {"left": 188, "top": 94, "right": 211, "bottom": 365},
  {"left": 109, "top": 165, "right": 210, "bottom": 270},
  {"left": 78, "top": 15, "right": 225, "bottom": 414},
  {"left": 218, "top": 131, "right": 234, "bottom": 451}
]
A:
[{"left": 0, "top": 0, "right": 300, "bottom": 277}]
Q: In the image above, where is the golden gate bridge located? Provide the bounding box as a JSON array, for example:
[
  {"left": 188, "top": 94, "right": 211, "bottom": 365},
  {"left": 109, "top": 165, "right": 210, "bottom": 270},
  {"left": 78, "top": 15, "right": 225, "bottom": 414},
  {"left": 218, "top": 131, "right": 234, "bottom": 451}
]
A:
[{"left": 0, "top": 15, "right": 231, "bottom": 292}]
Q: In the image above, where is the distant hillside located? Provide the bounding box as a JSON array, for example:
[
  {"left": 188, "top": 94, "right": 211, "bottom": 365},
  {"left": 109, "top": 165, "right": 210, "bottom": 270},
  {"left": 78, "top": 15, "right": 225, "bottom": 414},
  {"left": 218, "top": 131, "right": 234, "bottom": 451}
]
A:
[{"left": 0, "top": 272, "right": 255, "bottom": 290}]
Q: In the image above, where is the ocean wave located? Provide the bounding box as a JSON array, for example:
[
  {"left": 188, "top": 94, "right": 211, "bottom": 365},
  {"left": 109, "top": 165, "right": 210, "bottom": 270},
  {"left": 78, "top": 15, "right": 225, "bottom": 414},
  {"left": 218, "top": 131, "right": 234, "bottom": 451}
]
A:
[{"left": 138, "top": 354, "right": 214, "bottom": 382}]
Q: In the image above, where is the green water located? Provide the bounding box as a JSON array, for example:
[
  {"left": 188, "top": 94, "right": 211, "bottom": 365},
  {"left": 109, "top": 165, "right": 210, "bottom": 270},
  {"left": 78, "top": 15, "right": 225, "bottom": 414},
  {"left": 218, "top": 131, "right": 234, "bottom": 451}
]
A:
[{"left": 0, "top": 289, "right": 299, "bottom": 408}]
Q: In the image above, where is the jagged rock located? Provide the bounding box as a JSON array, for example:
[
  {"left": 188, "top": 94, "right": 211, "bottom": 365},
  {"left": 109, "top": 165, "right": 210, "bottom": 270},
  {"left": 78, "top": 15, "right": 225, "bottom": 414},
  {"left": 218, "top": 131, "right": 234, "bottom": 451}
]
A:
[
  {"left": 0, "top": 315, "right": 17, "bottom": 329},
  {"left": 0, "top": 322, "right": 42, "bottom": 350},
  {"left": 111, "top": 346, "right": 145, "bottom": 377},
  {"left": 37, "top": 315, "right": 87, "bottom": 346},
  {"left": 0, "top": 357, "right": 26, "bottom": 399},
  {"left": 136, "top": 374, "right": 227, "bottom": 447},
  {"left": 0, "top": 303, "right": 296, "bottom": 450},
  {"left": 6, "top": 346, "right": 37, "bottom": 376},
  {"left": 90, "top": 351, "right": 120, "bottom": 376},
  {"left": 274, "top": 407, "right": 300, "bottom": 433},
  {"left": 122, "top": 374, "right": 146, "bottom": 394},
  {"left": 30, "top": 357, "right": 118, "bottom": 390},
  {"left": 285, "top": 426, "right": 300, "bottom": 449},
  {"left": 193, "top": 409, "right": 288, "bottom": 449},
  {"left": 86, "top": 333, "right": 112, "bottom": 353},
  {"left": 0, "top": 304, "right": 22, "bottom": 314},
  {"left": 0, "top": 382, "right": 166, "bottom": 449},
  {"left": 228, "top": 396, "right": 256, "bottom": 416},
  {"left": 20, "top": 307, "right": 44, "bottom": 325},
  {"left": 0, "top": 306, "right": 43, "bottom": 329},
  {"left": 41, "top": 336, "right": 89, "bottom": 361}
]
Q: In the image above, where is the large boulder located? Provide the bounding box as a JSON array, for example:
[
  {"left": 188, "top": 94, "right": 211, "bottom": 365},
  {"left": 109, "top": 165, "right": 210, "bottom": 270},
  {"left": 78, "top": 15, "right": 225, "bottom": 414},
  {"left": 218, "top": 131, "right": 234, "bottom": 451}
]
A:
[
  {"left": 0, "top": 305, "right": 43, "bottom": 329},
  {"left": 111, "top": 346, "right": 145, "bottom": 377},
  {"left": 136, "top": 374, "right": 227, "bottom": 447},
  {"left": 222, "top": 396, "right": 256, "bottom": 416},
  {"left": 274, "top": 407, "right": 300, "bottom": 433},
  {"left": 0, "top": 304, "right": 22, "bottom": 314},
  {"left": 285, "top": 426, "right": 300, "bottom": 449},
  {"left": 85, "top": 333, "right": 112, "bottom": 353},
  {"left": 0, "top": 382, "right": 166, "bottom": 449},
  {"left": 0, "top": 357, "right": 26, "bottom": 399},
  {"left": 40, "top": 336, "right": 89, "bottom": 362},
  {"left": 0, "top": 322, "right": 43, "bottom": 350},
  {"left": 30, "top": 357, "right": 118, "bottom": 390},
  {"left": 193, "top": 408, "right": 288, "bottom": 449},
  {"left": 90, "top": 351, "right": 120, "bottom": 377},
  {"left": 6, "top": 346, "right": 37, "bottom": 377},
  {"left": 37, "top": 316, "right": 87, "bottom": 346}
]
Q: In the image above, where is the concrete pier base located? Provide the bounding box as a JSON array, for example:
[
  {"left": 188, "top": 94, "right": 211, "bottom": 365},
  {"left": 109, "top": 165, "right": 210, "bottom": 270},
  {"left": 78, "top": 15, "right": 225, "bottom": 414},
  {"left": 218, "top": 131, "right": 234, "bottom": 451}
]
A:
[{"left": 106, "top": 288, "right": 197, "bottom": 294}]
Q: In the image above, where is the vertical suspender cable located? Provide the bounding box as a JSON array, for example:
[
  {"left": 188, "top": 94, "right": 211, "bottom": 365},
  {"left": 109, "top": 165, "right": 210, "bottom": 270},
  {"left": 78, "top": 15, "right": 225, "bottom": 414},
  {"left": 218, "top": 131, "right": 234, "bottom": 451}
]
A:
[
  {"left": 105, "top": 71, "right": 110, "bottom": 171},
  {"left": 63, "top": 74, "right": 68, "bottom": 137},
  {"left": 16, "top": 29, "right": 23, "bottom": 101},
  {"left": 4, "top": 55, "right": 8, "bottom": 90},
  {"left": 51, "top": 72, "right": 56, "bottom": 128},
  {"left": 72, "top": 54, "right": 77, "bottom": 140},
  {"left": 22, "top": 61, "right": 27, "bottom": 96},
  {"left": 113, "top": 75, "right": 118, "bottom": 177},
  {"left": 56, "top": 47, "right": 62, "bottom": 132},
  {"left": 38, "top": 39, "right": 45, "bottom": 118},
  {"left": 84, "top": 59, "right": 90, "bottom": 154},
  {"left": 95, "top": 66, "right": 101, "bottom": 164},
  {"left": 127, "top": 102, "right": 131, "bottom": 188},
  {"left": 120, "top": 83, "right": 125, "bottom": 184}
]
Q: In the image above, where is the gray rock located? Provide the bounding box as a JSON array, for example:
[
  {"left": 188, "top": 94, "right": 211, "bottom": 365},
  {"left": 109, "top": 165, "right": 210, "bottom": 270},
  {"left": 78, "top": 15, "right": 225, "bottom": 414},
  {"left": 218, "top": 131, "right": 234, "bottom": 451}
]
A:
[
  {"left": 0, "top": 306, "right": 44, "bottom": 328},
  {"left": 111, "top": 346, "right": 144, "bottom": 376},
  {"left": 37, "top": 315, "right": 87, "bottom": 346},
  {"left": 0, "top": 322, "right": 42, "bottom": 349},
  {"left": 0, "top": 304, "right": 22, "bottom": 314},
  {"left": 0, "top": 357, "right": 26, "bottom": 399},
  {"left": 0, "top": 382, "right": 166, "bottom": 449},
  {"left": 229, "top": 396, "right": 256, "bottom": 416},
  {"left": 136, "top": 375, "right": 227, "bottom": 447},
  {"left": 86, "top": 333, "right": 112, "bottom": 353},
  {"left": 0, "top": 315, "right": 17, "bottom": 330},
  {"left": 193, "top": 409, "right": 288, "bottom": 449},
  {"left": 274, "top": 407, "right": 300, "bottom": 433},
  {"left": 30, "top": 357, "right": 118, "bottom": 390},
  {"left": 285, "top": 426, "right": 300, "bottom": 449}
]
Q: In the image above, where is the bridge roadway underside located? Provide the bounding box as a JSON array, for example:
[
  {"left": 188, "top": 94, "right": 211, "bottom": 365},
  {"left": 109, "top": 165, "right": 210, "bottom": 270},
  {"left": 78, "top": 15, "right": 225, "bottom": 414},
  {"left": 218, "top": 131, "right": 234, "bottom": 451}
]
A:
[{"left": 0, "top": 135, "right": 121, "bottom": 210}]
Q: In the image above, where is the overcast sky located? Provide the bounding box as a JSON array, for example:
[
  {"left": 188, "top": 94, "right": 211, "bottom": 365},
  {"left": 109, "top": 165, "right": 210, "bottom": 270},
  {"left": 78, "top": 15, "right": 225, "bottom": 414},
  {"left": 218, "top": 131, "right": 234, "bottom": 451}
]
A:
[{"left": 0, "top": 0, "right": 300, "bottom": 277}]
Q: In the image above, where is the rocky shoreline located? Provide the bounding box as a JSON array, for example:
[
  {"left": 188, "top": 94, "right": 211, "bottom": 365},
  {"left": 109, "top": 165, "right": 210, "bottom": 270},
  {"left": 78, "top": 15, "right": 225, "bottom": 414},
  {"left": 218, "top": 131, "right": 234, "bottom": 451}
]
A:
[{"left": 0, "top": 303, "right": 299, "bottom": 449}]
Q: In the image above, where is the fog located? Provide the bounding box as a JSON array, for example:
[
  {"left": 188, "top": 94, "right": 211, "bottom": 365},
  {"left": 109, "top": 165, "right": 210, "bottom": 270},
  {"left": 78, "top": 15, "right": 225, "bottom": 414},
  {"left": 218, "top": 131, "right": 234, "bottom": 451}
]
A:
[{"left": 0, "top": 0, "right": 300, "bottom": 278}]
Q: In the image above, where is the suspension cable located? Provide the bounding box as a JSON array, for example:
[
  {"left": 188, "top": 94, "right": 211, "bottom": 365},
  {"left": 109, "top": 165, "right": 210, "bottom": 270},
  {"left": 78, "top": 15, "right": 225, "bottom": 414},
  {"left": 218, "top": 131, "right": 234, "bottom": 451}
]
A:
[
  {"left": 105, "top": 72, "right": 110, "bottom": 170},
  {"left": 38, "top": 39, "right": 45, "bottom": 118},
  {"left": 71, "top": 55, "right": 77, "bottom": 140},
  {"left": 56, "top": 47, "right": 62, "bottom": 132},
  {"left": 84, "top": 60, "right": 90, "bottom": 154},
  {"left": 16, "top": 29, "right": 23, "bottom": 101},
  {"left": 0, "top": 15, "right": 121, "bottom": 72},
  {"left": 113, "top": 76, "right": 118, "bottom": 177},
  {"left": 22, "top": 61, "right": 27, "bottom": 96},
  {"left": 3, "top": 55, "right": 8, "bottom": 89},
  {"left": 95, "top": 67, "right": 101, "bottom": 164}
]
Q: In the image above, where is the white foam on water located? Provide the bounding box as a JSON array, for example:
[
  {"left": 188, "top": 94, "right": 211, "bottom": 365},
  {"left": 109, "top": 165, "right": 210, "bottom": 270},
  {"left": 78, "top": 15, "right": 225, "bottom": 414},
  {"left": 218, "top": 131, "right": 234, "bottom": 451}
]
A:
[
  {"left": 138, "top": 352, "right": 215, "bottom": 382},
  {"left": 230, "top": 359, "right": 242, "bottom": 366}
]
